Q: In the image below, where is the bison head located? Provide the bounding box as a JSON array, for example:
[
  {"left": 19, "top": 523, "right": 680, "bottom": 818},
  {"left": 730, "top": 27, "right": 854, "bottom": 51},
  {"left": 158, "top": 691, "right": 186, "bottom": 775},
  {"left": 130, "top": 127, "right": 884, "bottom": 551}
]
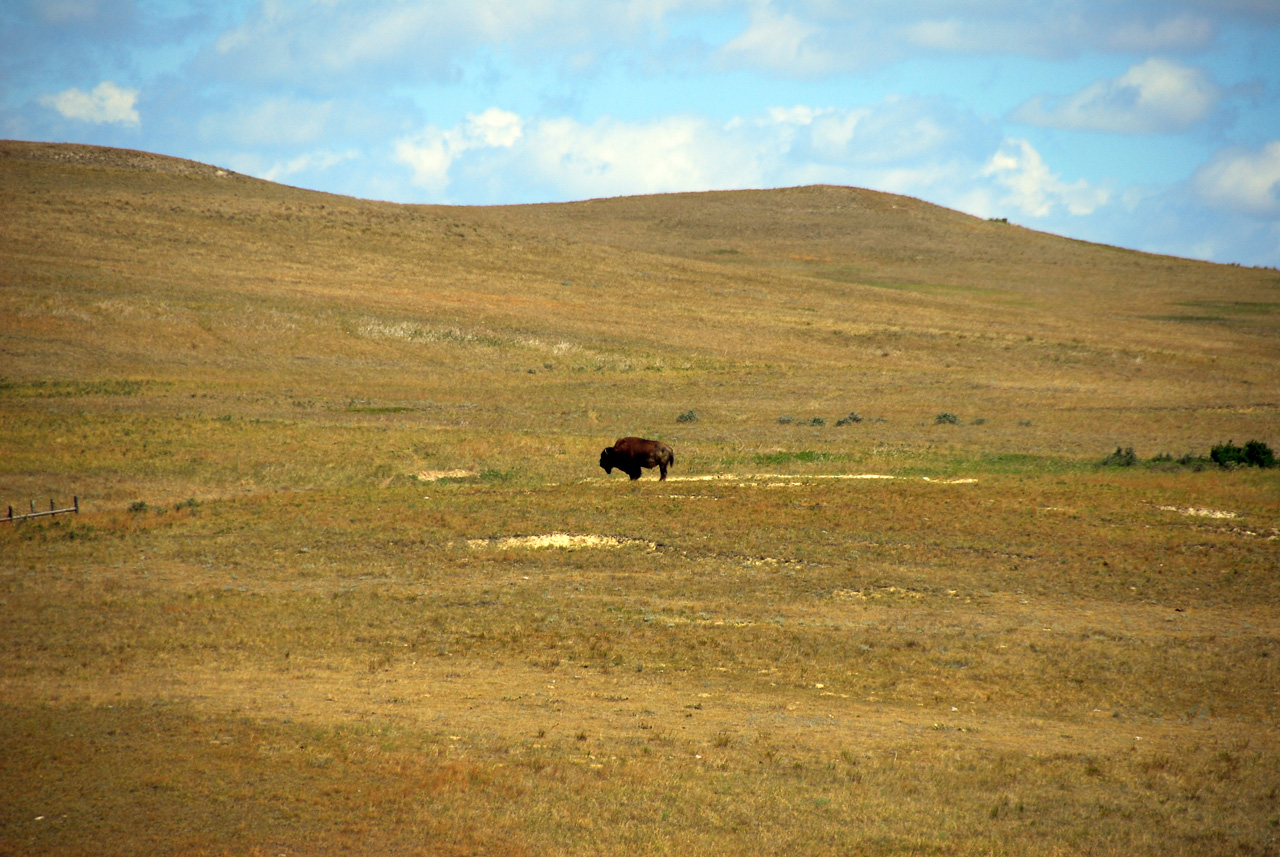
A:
[{"left": 599, "top": 447, "right": 615, "bottom": 474}]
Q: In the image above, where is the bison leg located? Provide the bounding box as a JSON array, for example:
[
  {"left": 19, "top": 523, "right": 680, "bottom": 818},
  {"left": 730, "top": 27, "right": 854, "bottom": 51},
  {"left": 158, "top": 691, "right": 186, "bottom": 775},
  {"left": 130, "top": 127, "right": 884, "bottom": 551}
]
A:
[
  {"left": 658, "top": 462, "right": 667, "bottom": 480},
  {"left": 627, "top": 468, "right": 642, "bottom": 480}
]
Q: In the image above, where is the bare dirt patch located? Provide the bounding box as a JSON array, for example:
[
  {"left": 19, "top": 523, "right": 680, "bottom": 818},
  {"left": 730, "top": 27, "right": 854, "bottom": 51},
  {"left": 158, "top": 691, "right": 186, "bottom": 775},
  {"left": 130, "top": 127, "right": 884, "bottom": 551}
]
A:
[
  {"left": 663, "top": 473, "right": 975, "bottom": 484},
  {"left": 1156, "top": 504, "right": 1237, "bottom": 519},
  {"left": 467, "top": 533, "right": 656, "bottom": 551},
  {"left": 417, "top": 469, "right": 478, "bottom": 481}
]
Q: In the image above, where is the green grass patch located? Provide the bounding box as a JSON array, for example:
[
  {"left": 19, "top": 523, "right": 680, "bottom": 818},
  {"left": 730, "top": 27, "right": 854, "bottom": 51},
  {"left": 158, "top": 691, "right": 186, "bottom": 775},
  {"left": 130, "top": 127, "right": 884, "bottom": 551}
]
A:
[
  {"left": 753, "top": 450, "right": 835, "bottom": 466},
  {"left": 0, "top": 378, "right": 149, "bottom": 397},
  {"left": 344, "top": 405, "right": 418, "bottom": 414}
]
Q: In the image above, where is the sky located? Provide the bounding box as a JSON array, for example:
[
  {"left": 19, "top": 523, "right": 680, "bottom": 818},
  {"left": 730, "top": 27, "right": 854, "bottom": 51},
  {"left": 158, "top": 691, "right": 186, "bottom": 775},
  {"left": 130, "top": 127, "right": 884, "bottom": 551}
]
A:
[{"left": 4, "top": 1, "right": 1280, "bottom": 267}]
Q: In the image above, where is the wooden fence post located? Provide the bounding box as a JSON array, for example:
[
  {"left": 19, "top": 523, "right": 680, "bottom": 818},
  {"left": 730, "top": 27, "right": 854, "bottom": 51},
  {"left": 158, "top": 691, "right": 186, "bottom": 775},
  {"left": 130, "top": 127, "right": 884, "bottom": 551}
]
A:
[{"left": 2, "top": 497, "right": 81, "bottom": 523}]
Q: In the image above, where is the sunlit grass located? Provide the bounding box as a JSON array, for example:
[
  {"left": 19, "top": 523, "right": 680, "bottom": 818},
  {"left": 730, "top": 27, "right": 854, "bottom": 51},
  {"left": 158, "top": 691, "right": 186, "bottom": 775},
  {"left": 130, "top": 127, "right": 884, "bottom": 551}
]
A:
[{"left": 2, "top": 142, "right": 1278, "bottom": 856}]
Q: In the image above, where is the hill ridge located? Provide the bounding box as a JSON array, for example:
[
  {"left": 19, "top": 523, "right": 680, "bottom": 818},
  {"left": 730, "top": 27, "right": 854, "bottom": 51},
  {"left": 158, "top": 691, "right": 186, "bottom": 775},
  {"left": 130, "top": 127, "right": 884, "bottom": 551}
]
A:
[
  {"left": 1, "top": 139, "right": 244, "bottom": 180},
  {"left": 2, "top": 139, "right": 1266, "bottom": 278}
]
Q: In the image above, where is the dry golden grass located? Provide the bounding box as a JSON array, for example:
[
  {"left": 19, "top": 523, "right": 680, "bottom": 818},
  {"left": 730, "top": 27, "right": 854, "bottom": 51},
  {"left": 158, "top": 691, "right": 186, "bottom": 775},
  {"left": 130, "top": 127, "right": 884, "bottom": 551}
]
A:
[{"left": 2, "top": 140, "right": 1279, "bottom": 855}]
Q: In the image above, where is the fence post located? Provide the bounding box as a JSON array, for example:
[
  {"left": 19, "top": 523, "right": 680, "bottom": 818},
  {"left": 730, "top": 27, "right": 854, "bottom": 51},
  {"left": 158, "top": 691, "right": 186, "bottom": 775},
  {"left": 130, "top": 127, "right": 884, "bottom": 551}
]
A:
[{"left": 3, "top": 498, "right": 80, "bottom": 523}]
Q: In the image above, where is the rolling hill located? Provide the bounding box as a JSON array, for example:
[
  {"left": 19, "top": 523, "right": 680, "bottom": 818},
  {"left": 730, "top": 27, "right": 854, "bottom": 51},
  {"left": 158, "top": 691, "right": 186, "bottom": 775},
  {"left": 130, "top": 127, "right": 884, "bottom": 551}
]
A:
[
  {"left": 3, "top": 139, "right": 1277, "bottom": 486},
  {"left": 2, "top": 141, "right": 1279, "bottom": 856}
]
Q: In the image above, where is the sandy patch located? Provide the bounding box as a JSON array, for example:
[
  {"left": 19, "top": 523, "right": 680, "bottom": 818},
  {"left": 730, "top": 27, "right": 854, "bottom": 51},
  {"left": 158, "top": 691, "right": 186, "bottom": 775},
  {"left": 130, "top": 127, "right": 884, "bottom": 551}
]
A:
[
  {"left": 467, "top": 533, "right": 656, "bottom": 551},
  {"left": 417, "top": 469, "right": 477, "bottom": 481},
  {"left": 1157, "top": 505, "right": 1237, "bottom": 519},
  {"left": 661, "top": 474, "right": 975, "bottom": 486}
]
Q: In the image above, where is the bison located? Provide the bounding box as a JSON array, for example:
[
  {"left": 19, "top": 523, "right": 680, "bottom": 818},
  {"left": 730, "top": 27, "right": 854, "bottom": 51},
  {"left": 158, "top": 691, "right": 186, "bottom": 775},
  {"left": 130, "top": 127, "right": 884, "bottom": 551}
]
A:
[{"left": 599, "top": 437, "right": 675, "bottom": 481}]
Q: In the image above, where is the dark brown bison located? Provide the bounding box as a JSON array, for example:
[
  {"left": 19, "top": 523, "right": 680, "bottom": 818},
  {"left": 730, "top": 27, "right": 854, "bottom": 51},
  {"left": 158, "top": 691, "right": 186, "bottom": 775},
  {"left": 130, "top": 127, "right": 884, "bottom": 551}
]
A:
[{"left": 599, "top": 437, "right": 675, "bottom": 481}]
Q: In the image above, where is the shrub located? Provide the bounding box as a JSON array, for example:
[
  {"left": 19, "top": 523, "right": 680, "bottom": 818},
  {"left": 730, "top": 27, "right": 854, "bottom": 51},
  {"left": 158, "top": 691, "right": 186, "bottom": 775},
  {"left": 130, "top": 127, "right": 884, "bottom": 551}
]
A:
[
  {"left": 1101, "top": 447, "right": 1138, "bottom": 467},
  {"left": 776, "top": 415, "right": 794, "bottom": 424},
  {"left": 934, "top": 413, "right": 961, "bottom": 425},
  {"left": 1211, "top": 442, "right": 1244, "bottom": 467},
  {"left": 808, "top": 417, "right": 826, "bottom": 426},
  {"left": 676, "top": 409, "right": 698, "bottom": 423},
  {"left": 1211, "top": 440, "right": 1276, "bottom": 468},
  {"left": 128, "top": 500, "right": 149, "bottom": 514},
  {"left": 835, "top": 412, "right": 863, "bottom": 426},
  {"left": 1245, "top": 440, "right": 1276, "bottom": 467},
  {"left": 1177, "top": 453, "right": 1210, "bottom": 470}
]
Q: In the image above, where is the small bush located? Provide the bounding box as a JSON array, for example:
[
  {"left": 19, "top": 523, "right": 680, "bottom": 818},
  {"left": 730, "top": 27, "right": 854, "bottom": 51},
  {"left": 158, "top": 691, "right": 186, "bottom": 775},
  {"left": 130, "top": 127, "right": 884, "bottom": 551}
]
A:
[
  {"left": 1211, "top": 442, "right": 1245, "bottom": 467},
  {"left": 1101, "top": 447, "right": 1138, "bottom": 467},
  {"left": 934, "top": 413, "right": 961, "bottom": 425},
  {"left": 835, "top": 412, "right": 863, "bottom": 426},
  {"left": 1245, "top": 440, "right": 1276, "bottom": 467},
  {"left": 128, "top": 500, "right": 149, "bottom": 514},
  {"left": 1178, "top": 454, "right": 1212, "bottom": 471},
  {"left": 776, "top": 415, "right": 795, "bottom": 424},
  {"left": 1211, "top": 440, "right": 1276, "bottom": 468},
  {"left": 808, "top": 417, "right": 826, "bottom": 426},
  {"left": 676, "top": 409, "right": 698, "bottom": 423}
]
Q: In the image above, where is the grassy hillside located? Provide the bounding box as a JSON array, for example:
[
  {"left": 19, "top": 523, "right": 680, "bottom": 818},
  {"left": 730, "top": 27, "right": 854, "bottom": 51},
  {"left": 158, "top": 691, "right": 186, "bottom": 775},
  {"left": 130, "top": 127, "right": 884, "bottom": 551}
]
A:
[{"left": 2, "top": 141, "right": 1278, "bottom": 856}]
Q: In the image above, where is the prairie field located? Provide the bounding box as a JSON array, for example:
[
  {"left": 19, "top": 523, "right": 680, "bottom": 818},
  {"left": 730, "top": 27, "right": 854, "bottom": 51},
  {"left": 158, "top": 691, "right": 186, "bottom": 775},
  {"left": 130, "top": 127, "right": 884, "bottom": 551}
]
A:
[{"left": 2, "top": 140, "right": 1279, "bottom": 856}]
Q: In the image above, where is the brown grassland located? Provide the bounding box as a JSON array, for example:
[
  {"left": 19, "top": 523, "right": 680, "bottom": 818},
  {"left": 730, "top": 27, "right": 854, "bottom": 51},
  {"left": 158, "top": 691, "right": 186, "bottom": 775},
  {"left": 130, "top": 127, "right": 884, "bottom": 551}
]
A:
[{"left": 2, "top": 139, "right": 1279, "bottom": 855}]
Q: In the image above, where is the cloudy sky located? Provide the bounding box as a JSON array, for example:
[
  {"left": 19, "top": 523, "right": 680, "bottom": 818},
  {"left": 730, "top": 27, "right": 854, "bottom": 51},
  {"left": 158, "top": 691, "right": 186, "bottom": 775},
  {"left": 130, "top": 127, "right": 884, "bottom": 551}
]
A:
[{"left": 4, "top": 1, "right": 1280, "bottom": 266}]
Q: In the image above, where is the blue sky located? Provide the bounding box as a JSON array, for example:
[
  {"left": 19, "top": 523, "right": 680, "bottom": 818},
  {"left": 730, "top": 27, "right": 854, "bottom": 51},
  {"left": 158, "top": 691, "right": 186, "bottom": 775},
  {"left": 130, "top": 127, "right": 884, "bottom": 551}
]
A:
[{"left": 4, "top": 1, "right": 1280, "bottom": 266}]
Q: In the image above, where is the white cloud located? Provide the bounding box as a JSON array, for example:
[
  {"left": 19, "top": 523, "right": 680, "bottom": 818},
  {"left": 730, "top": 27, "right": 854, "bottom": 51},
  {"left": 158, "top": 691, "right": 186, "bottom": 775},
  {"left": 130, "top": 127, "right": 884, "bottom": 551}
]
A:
[
  {"left": 395, "top": 109, "right": 776, "bottom": 202},
  {"left": 201, "top": 1, "right": 695, "bottom": 87},
  {"left": 394, "top": 108, "right": 524, "bottom": 194},
  {"left": 903, "top": 11, "right": 1216, "bottom": 57},
  {"left": 714, "top": 3, "right": 1230, "bottom": 74},
  {"left": 517, "top": 114, "right": 765, "bottom": 198},
  {"left": 1193, "top": 142, "right": 1280, "bottom": 218},
  {"left": 261, "top": 149, "right": 360, "bottom": 184},
  {"left": 38, "top": 81, "right": 139, "bottom": 125},
  {"left": 983, "top": 138, "right": 1110, "bottom": 217},
  {"left": 718, "top": 5, "right": 834, "bottom": 75},
  {"left": 206, "top": 0, "right": 1243, "bottom": 88},
  {"left": 1102, "top": 14, "right": 1215, "bottom": 52},
  {"left": 767, "top": 105, "right": 825, "bottom": 126},
  {"left": 390, "top": 98, "right": 1017, "bottom": 212},
  {"left": 1012, "top": 58, "right": 1220, "bottom": 134},
  {"left": 764, "top": 95, "right": 998, "bottom": 170},
  {"left": 31, "top": 0, "right": 103, "bottom": 26},
  {"left": 466, "top": 107, "right": 524, "bottom": 149},
  {"left": 167, "top": 0, "right": 1272, "bottom": 109},
  {"left": 905, "top": 17, "right": 1054, "bottom": 55},
  {"left": 394, "top": 130, "right": 461, "bottom": 194},
  {"left": 201, "top": 98, "right": 336, "bottom": 147}
]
